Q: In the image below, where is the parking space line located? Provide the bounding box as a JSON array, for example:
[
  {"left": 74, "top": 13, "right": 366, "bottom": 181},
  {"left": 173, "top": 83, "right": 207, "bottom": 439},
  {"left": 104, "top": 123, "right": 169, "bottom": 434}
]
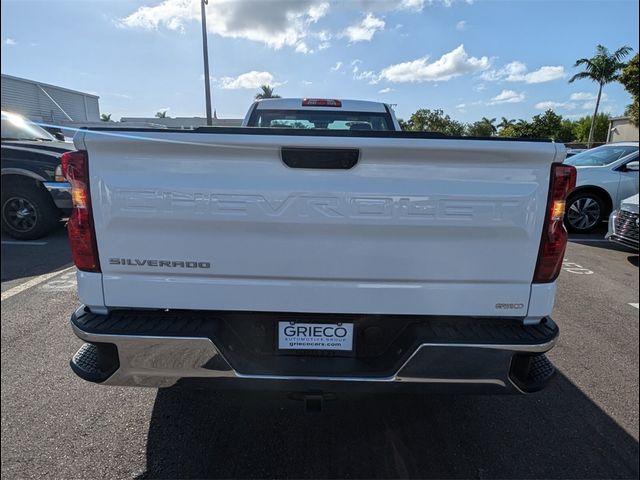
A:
[
  {"left": 1, "top": 266, "right": 75, "bottom": 302},
  {"left": 629, "top": 303, "right": 639, "bottom": 310},
  {"left": 1, "top": 241, "right": 48, "bottom": 246}
]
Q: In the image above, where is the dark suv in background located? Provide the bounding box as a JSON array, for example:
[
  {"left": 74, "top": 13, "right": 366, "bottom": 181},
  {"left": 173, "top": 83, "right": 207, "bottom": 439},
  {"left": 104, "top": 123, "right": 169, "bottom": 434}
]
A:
[{"left": 1, "top": 110, "right": 72, "bottom": 239}]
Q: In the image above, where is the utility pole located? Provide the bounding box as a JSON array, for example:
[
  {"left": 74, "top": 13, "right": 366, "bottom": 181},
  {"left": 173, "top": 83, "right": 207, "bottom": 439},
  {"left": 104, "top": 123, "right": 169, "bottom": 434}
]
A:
[{"left": 200, "top": 0, "right": 213, "bottom": 126}]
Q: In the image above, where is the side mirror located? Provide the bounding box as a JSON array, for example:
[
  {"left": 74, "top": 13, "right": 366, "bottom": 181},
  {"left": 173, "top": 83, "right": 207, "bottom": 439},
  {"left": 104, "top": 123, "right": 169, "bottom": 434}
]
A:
[{"left": 624, "top": 160, "right": 639, "bottom": 172}]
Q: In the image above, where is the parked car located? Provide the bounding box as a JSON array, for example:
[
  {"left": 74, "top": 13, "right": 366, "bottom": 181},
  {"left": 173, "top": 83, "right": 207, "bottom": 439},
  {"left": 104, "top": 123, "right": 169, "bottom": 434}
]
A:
[
  {"left": 1, "top": 110, "right": 73, "bottom": 239},
  {"left": 606, "top": 193, "right": 639, "bottom": 250},
  {"left": 563, "top": 142, "right": 639, "bottom": 232},
  {"left": 565, "top": 148, "right": 586, "bottom": 158},
  {"left": 66, "top": 98, "right": 574, "bottom": 397}
]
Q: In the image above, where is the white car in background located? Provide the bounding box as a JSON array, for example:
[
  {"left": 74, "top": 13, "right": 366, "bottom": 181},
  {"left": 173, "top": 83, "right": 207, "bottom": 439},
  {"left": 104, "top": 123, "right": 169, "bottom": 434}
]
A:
[
  {"left": 607, "top": 194, "right": 639, "bottom": 250},
  {"left": 564, "top": 142, "right": 639, "bottom": 232}
]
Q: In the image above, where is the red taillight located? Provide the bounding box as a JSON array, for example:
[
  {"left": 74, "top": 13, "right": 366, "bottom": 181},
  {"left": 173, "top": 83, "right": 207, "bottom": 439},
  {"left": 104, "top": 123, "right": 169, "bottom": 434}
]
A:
[
  {"left": 61, "top": 150, "right": 100, "bottom": 272},
  {"left": 302, "top": 98, "right": 342, "bottom": 107},
  {"left": 533, "top": 163, "right": 577, "bottom": 283}
]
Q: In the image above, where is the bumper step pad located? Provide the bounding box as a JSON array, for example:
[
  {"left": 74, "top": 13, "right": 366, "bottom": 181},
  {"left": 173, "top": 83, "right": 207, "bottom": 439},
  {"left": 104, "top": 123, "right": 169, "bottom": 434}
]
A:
[
  {"left": 70, "top": 342, "right": 119, "bottom": 383},
  {"left": 509, "top": 353, "right": 556, "bottom": 393}
]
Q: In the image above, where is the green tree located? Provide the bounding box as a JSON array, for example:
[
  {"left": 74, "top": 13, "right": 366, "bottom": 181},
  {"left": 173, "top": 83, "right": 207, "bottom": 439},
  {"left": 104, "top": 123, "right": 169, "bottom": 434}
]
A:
[
  {"left": 497, "top": 111, "right": 576, "bottom": 141},
  {"left": 573, "top": 113, "right": 611, "bottom": 144},
  {"left": 405, "top": 109, "right": 466, "bottom": 136},
  {"left": 499, "top": 119, "right": 535, "bottom": 138},
  {"left": 619, "top": 53, "right": 639, "bottom": 126},
  {"left": 255, "top": 85, "right": 281, "bottom": 100},
  {"left": 466, "top": 117, "right": 497, "bottom": 137},
  {"left": 155, "top": 110, "right": 168, "bottom": 118},
  {"left": 558, "top": 119, "right": 578, "bottom": 143},
  {"left": 100, "top": 113, "right": 112, "bottom": 122},
  {"left": 530, "top": 110, "right": 564, "bottom": 139},
  {"left": 569, "top": 44, "right": 633, "bottom": 147},
  {"left": 497, "top": 117, "right": 516, "bottom": 132}
]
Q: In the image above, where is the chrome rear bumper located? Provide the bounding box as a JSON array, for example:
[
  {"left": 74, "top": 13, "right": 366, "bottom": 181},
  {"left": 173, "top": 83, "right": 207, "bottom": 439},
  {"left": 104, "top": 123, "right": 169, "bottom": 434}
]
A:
[
  {"left": 43, "top": 181, "right": 72, "bottom": 209},
  {"left": 70, "top": 306, "right": 559, "bottom": 394}
]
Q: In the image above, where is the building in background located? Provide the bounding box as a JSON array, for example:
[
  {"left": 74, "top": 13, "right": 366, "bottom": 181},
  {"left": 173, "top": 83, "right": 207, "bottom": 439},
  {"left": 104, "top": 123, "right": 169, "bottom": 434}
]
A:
[
  {"left": 1, "top": 74, "right": 100, "bottom": 124},
  {"left": 120, "top": 115, "right": 243, "bottom": 128},
  {"left": 608, "top": 116, "right": 639, "bottom": 143}
]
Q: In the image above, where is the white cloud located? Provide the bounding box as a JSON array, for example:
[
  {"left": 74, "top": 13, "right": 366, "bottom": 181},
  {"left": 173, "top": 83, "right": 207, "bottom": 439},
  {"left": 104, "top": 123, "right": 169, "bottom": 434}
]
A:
[
  {"left": 294, "top": 29, "right": 332, "bottom": 54},
  {"left": 218, "top": 71, "right": 280, "bottom": 89},
  {"left": 488, "top": 90, "right": 525, "bottom": 105},
  {"left": 524, "top": 66, "right": 566, "bottom": 83},
  {"left": 379, "top": 44, "right": 490, "bottom": 83},
  {"left": 570, "top": 91, "right": 608, "bottom": 101},
  {"left": 535, "top": 92, "right": 611, "bottom": 111},
  {"left": 378, "top": 87, "right": 394, "bottom": 94},
  {"left": 456, "top": 20, "right": 467, "bottom": 31},
  {"left": 395, "top": 0, "right": 470, "bottom": 11},
  {"left": 534, "top": 101, "right": 562, "bottom": 110},
  {"left": 482, "top": 61, "right": 565, "bottom": 83},
  {"left": 397, "top": 0, "right": 426, "bottom": 10},
  {"left": 534, "top": 101, "right": 577, "bottom": 111},
  {"left": 354, "top": 70, "right": 379, "bottom": 84},
  {"left": 118, "top": 0, "right": 330, "bottom": 50},
  {"left": 295, "top": 42, "right": 311, "bottom": 54},
  {"left": 307, "top": 2, "right": 330, "bottom": 21},
  {"left": 302, "top": 80, "right": 313, "bottom": 85},
  {"left": 343, "top": 13, "right": 385, "bottom": 42},
  {"left": 4, "top": 38, "right": 17, "bottom": 45},
  {"left": 331, "top": 61, "right": 343, "bottom": 72},
  {"left": 473, "top": 83, "right": 485, "bottom": 92}
]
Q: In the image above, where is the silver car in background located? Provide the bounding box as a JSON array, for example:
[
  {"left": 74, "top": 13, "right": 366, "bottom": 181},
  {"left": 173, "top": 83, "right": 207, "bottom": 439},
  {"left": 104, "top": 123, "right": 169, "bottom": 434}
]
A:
[
  {"left": 607, "top": 194, "right": 639, "bottom": 250},
  {"left": 564, "top": 142, "right": 639, "bottom": 232}
]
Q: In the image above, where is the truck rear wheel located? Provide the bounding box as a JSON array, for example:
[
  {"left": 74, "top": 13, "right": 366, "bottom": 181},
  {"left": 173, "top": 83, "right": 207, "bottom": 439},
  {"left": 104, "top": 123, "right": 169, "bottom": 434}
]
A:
[{"left": 1, "top": 181, "right": 61, "bottom": 240}]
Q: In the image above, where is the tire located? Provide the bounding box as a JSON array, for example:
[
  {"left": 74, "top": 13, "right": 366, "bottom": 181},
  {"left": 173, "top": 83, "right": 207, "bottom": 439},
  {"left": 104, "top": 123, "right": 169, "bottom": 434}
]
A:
[
  {"left": 564, "top": 191, "right": 606, "bottom": 233},
  {"left": 1, "top": 180, "right": 61, "bottom": 240}
]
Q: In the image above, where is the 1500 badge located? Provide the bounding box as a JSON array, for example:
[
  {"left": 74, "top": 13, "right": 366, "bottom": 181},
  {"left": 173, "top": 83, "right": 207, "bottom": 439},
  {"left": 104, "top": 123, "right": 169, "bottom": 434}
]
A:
[{"left": 109, "top": 258, "right": 211, "bottom": 268}]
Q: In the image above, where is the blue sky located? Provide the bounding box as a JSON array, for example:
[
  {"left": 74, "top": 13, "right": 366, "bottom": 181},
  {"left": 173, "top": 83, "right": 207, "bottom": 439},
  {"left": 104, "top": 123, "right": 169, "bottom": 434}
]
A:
[{"left": 2, "top": 0, "right": 638, "bottom": 122}]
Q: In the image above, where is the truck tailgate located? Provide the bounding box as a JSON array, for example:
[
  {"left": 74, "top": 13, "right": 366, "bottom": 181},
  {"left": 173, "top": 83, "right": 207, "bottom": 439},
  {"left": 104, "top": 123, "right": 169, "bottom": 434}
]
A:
[{"left": 77, "top": 129, "right": 560, "bottom": 317}]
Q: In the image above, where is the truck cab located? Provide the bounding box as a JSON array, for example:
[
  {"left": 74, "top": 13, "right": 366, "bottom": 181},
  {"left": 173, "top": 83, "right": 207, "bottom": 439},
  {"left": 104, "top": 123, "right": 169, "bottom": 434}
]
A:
[{"left": 242, "top": 98, "right": 402, "bottom": 131}]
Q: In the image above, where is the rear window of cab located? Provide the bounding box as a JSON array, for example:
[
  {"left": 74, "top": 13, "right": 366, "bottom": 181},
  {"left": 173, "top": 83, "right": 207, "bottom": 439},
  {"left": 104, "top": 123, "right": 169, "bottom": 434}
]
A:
[{"left": 248, "top": 109, "right": 394, "bottom": 131}]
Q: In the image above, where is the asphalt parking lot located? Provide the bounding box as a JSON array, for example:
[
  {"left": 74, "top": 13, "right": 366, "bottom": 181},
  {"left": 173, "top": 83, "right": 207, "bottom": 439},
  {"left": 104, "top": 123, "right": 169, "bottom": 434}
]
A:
[{"left": 1, "top": 225, "right": 638, "bottom": 479}]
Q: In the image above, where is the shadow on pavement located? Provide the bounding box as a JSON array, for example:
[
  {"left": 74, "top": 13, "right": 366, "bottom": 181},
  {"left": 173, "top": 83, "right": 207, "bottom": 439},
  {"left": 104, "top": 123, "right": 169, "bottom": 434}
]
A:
[
  {"left": 0, "top": 225, "right": 71, "bottom": 282},
  {"left": 139, "top": 372, "right": 639, "bottom": 479},
  {"left": 569, "top": 239, "right": 638, "bottom": 254},
  {"left": 628, "top": 255, "right": 639, "bottom": 267},
  {"left": 567, "top": 224, "right": 638, "bottom": 254}
]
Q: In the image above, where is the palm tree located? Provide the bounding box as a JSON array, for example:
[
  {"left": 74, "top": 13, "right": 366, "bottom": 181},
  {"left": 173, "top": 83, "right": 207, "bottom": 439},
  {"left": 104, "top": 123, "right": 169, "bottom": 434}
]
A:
[
  {"left": 480, "top": 117, "right": 497, "bottom": 135},
  {"left": 100, "top": 113, "right": 112, "bottom": 122},
  {"left": 498, "top": 117, "right": 515, "bottom": 131},
  {"left": 155, "top": 110, "right": 168, "bottom": 118},
  {"left": 255, "top": 85, "right": 281, "bottom": 100},
  {"left": 569, "top": 44, "right": 632, "bottom": 147}
]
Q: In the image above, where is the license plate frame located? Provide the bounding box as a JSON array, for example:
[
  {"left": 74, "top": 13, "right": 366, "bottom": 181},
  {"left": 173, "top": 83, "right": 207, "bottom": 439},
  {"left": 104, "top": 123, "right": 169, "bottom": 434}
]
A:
[{"left": 277, "top": 321, "right": 354, "bottom": 352}]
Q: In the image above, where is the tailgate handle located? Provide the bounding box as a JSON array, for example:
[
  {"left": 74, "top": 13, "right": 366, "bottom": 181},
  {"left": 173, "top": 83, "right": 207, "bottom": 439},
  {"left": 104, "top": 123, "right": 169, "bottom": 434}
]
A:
[{"left": 281, "top": 147, "right": 359, "bottom": 169}]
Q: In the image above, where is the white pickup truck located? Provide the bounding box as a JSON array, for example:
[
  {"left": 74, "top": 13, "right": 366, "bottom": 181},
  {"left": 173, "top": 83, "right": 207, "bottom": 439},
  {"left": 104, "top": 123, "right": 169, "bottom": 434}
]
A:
[{"left": 66, "top": 98, "right": 575, "bottom": 396}]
